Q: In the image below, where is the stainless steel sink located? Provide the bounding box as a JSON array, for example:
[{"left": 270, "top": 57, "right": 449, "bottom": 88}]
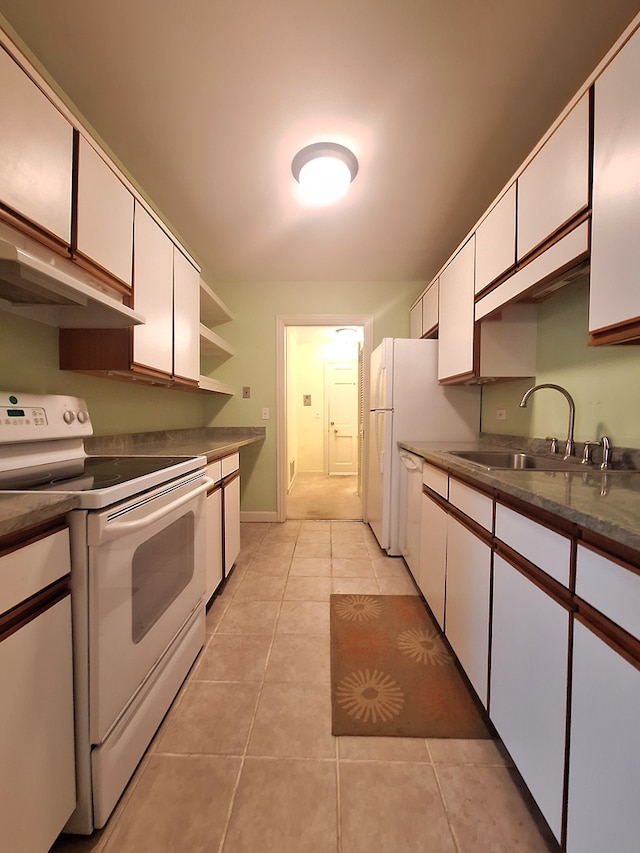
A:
[{"left": 447, "top": 450, "right": 583, "bottom": 471}]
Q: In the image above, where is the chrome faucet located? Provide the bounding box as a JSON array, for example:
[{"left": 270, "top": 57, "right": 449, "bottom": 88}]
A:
[
  {"left": 600, "top": 435, "right": 613, "bottom": 470},
  {"left": 519, "top": 383, "right": 576, "bottom": 459}
]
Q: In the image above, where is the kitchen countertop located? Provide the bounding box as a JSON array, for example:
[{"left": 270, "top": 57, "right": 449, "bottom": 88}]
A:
[
  {"left": 85, "top": 426, "right": 266, "bottom": 462},
  {"left": 0, "top": 427, "right": 265, "bottom": 542},
  {"left": 400, "top": 437, "right": 640, "bottom": 556},
  {"left": 0, "top": 493, "right": 79, "bottom": 541}
]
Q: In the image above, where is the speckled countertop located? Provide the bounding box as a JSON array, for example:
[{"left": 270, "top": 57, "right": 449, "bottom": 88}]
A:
[
  {"left": 400, "top": 435, "right": 640, "bottom": 556},
  {"left": 0, "top": 493, "right": 79, "bottom": 540},
  {"left": 85, "top": 426, "right": 266, "bottom": 462},
  {"left": 0, "top": 427, "right": 265, "bottom": 541}
]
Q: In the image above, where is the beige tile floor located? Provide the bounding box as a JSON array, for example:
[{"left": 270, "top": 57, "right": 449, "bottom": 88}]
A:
[{"left": 53, "top": 521, "right": 559, "bottom": 853}]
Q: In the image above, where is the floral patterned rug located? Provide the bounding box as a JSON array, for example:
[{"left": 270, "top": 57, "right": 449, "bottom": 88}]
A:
[{"left": 330, "top": 594, "right": 493, "bottom": 738}]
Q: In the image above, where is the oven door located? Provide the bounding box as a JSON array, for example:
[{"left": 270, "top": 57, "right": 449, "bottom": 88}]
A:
[{"left": 86, "top": 471, "right": 209, "bottom": 743}]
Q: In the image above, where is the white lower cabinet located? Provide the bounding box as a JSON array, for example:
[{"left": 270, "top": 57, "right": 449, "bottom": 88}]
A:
[
  {"left": 444, "top": 516, "right": 491, "bottom": 706},
  {"left": 566, "top": 620, "right": 640, "bottom": 853},
  {"left": 419, "top": 490, "right": 448, "bottom": 629},
  {"left": 224, "top": 473, "right": 241, "bottom": 575},
  {"left": 204, "top": 471, "right": 223, "bottom": 602},
  {"left": 490, "top": 554, "right": 569, "bottom": 842},
  {"left": 0, "top": 529, "right": 76, "bottom": 853}
]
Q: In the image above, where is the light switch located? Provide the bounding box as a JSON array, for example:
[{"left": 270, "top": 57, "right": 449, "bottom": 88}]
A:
[{"left": 261, "top": 407, "right": 270, "bottom": 420}]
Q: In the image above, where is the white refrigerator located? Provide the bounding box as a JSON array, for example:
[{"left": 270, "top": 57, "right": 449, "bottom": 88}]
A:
[{"left": 366, "top": 337, "right": 480, "bottom": 555}]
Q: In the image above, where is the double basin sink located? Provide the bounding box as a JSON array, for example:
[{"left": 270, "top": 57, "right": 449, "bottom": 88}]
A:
[{"left": 447, "top": 449, "right": 587, "bottom": 472}]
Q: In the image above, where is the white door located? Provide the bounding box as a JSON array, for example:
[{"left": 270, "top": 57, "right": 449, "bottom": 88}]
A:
[{"left": 327, "top": 361, "right": 358, "bottom": 474}]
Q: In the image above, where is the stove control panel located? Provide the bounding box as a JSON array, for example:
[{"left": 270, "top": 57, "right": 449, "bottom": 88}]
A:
[{"left": 0, "top": 392, "right": 93, "bottom": 443}]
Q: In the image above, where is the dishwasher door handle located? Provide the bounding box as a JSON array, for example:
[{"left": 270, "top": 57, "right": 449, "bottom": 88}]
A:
[{"left": 399, "top": 453, "right": 421, "bottom": 471}]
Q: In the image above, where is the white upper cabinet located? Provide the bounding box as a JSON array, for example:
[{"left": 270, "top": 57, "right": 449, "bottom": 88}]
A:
[
  {"left": 517, "top": 92, "right": 590, "bottom": 260},
  {"left": 409, "top": 297, "right": 423, "bottom": 338},
  {"left": 475, "top": 183, "right": 516, "bottom": 294},
  {"left": 173, "top": 247, "right": 200, "bottom": 383},
  {"left": 409, "top": 279, "right": 438, "bottom": 339},
  {"left": 75, "top": 135, "right": 134, "bottom": 288},
  {"left": 438, "top": 236, "right": 475, "bottom": 382},
  {"left": 589, "top": 27, "right": 640, "bottom": 343},
  {"left": 422, "top": 279, "right": 438, "bottom": 336},
  {"left": 132, "top": 202, "right": 173, "bottom": 375},
  {"left": 0, "top": 46, "right": 73, "bottom": 245}
]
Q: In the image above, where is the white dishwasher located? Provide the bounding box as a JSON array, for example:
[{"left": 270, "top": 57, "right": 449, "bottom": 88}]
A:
[{"left": 398, "top": 451, "right": 423, "bottom": 579}]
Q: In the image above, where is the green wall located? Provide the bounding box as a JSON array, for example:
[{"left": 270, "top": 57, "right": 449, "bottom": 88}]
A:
[
  {"left": 481, "top": 279, "right": 640, "bottom": 449},
  {"left": 0, "top": 312, "right": 206, "bottom": 433},
  {"left": 202, "top": 279, "right": 420, "bottom": 514}
]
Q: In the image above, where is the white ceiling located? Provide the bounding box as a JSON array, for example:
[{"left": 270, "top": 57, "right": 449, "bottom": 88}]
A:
[{"left": 1, "top": 1, "right": 638, "bottom": 285}]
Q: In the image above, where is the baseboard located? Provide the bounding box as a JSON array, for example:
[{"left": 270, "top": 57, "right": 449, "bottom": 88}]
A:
[{"left": 240, "top": 511, "right": 279, "bottom": 523}]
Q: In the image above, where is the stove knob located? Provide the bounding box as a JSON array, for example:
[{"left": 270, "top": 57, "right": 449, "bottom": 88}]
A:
[
  {"left": 63, "top": 410, "right": 76, "bottom": 424},
  {"left": 77, "top": 410, "right": 89, "bottom": 424}
]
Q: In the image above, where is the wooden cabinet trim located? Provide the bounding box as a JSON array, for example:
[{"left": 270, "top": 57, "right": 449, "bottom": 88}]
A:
[
  {"left": 0, "top": 520, "right": 67, "bottom": 558},
  {"left": 494, "top": 540, "right": 574, "bottom": 611},
  {"left": 0, "top": 578, "right": 69, "bottom": 641},
  {"left": 574, "top": 605, "right": 640, "bottom": 670}
]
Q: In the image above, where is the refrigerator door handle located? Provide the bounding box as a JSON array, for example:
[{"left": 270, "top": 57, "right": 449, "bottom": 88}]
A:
[
  {"left": 375, "top": 411, "right": 385, "bottom": 473},
  {"left": 375, "top": 365, "right": 386, "bottom": 410}
]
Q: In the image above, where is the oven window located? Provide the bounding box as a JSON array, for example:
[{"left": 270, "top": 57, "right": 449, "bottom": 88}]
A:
[{"left": 131, "top": 513, "right": 195, "bottom": 643}]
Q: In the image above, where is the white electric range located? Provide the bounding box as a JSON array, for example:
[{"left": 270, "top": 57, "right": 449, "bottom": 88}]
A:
[{"left": 0, "top": 391, "right": 210, "bottom": 834}]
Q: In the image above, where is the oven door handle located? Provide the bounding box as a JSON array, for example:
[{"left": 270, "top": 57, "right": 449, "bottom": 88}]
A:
[{"left": 99, "top": 479, "right": 211, "bottom": 541}]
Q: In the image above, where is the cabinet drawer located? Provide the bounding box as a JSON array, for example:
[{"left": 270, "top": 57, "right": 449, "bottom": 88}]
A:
[
  {"left": 495, "top": 504, "right": 570, "bottom": 586},
  {"left": 576, "top": 545, "right": 640, "bottom": 639},
  {"left": 422, "top": 462, "right": 448, "bottom": 498},
  {"left": 205, "top": 460, "right": 222, "bottom": 484},
  {"left": 449, "top": 478, "right": 493, "bottom": 531},
  {"left": 221, "top": 452, "right": 239, "bottom": 477},
  {"left": 0, "top": 529, "right": 70, "bottom": 615}
]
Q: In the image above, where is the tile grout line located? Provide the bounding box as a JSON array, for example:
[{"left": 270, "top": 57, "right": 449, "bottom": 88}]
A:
[
  {"left": 426, "top": 739, "right": 463, "bottom": 853},
  {"left": 216, "top": 526, "right": 294, "bottom": 853}
]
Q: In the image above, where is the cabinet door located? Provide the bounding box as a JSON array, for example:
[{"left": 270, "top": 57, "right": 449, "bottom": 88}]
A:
[
  {"left": 566, "top": 621, "right": 640, "bottom": 853},
  {"left": 517, "top": 93, "right": 589, "bottom": 260},
  {"left": 224, "top": 475, "right": 241, "bottom": 575},
  {"left": 490, "top": 555, "right": 569, "bottom": 842},
  {"left": 0, "top": 46, "right": 73, "bottom": 244},
  {"left": 438, "top": 235, "right": 475, "bottom": 382},
  {"left": 422, "top": 279, "right": 438, "bottom": 336},
  {"left": 76, "top": 136, "right": 134, "bottom": 287},
  {"left": 132, "top": 203, "right": 173, "bottom": 375},
  {"left": 475, "top": 183, "right": 516, "bottom": 294},
  {"left": 0, "top": 597, "right": 76, "bottom": 853},
  {"left": 445, "top": 516, "right": 491, "bottom": 706},
  {"left": 419, "top": 491, "right": 448, "bottom": 628},
  {"left": 589, "top": 28, "right": 640, "bottom": 337},
  {"left": 409, "top": 297, "right": 423, "bottom": 338},
  {"left": 205, "top": 486, "right": 223, "bottom": 602},
  {"left": 173, "top": 248, "right": 200, "bottom": 382}
]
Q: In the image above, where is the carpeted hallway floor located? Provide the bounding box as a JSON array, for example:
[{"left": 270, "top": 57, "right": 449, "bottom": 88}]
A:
[{"left": 287, "top": 472, "right": 362, "bottom": 520}]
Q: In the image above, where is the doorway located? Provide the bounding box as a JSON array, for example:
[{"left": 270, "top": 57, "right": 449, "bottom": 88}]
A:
[{"left": 275, "top": 314, "right": 373, "bottom": 523}]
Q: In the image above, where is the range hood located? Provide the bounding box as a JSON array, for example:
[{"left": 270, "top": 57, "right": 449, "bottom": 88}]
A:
[{"left": 0, "top": 238, "right": 144, "bottom": 328}]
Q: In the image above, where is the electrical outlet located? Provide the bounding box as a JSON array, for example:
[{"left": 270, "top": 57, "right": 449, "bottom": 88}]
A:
[
  {"left": 242, "top": 386, "right": 251, "bottom": 399},
  {"left": 261, "top": 407, "right": 270, "bottom": 420},
  {"left": 496, "top": 408, "right": 506, "bottom": 421}
]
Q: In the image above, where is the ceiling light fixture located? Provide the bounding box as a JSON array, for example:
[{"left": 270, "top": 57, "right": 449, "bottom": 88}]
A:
[{"left": 291, "top": 142, "right": 359, "bottom": 205}]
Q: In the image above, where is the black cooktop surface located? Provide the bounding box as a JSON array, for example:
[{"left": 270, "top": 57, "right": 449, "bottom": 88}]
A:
[{"left": 0, "top": 455, "right": 194, "bottom": 492}]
